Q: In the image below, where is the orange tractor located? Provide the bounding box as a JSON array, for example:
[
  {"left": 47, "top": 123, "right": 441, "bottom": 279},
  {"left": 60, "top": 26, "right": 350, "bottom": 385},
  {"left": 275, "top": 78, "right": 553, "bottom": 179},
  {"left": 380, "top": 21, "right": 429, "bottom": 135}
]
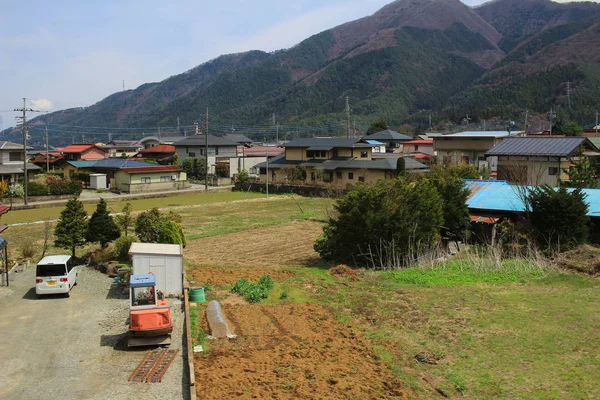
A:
[{"left": 128, "top": 274, "right": 173, "bottom": 347}]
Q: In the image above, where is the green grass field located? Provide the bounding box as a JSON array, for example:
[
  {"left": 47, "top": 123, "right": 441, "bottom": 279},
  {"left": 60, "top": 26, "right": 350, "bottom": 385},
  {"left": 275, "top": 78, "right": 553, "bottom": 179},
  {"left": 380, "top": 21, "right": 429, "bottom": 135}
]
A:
[{"left": 4, "top": 191, "right": 599, "bottom": 398}]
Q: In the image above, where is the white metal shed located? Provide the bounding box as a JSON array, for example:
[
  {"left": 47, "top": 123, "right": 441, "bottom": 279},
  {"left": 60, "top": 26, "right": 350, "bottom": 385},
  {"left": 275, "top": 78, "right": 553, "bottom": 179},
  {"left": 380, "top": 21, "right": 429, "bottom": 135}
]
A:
[
  {"left": 129, "top": 243, "right": 183, "bottom": 297},
  {"left": 89, "top": 173, "right": 107, "bottom": 190}
]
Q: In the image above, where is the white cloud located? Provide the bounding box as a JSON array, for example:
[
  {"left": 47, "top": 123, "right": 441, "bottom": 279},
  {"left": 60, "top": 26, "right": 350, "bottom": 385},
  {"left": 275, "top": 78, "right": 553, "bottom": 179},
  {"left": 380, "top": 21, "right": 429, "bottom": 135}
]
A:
[{"left": 30, "top": 98, "right": 53, "bottom": 111}]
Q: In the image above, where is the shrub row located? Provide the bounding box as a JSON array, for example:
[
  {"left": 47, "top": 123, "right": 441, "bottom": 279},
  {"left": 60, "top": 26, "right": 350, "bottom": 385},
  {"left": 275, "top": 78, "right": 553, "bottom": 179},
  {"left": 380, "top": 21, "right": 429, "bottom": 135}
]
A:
[{"left": 27, "top": 180, "right": 83, "bottom": 196}]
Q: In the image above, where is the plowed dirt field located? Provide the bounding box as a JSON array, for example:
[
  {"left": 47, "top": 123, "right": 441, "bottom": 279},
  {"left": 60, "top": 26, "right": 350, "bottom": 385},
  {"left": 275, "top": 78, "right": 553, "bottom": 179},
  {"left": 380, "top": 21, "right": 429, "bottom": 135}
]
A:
[{"left": 194, "top": 304, "right": 407, "bottom": 399}]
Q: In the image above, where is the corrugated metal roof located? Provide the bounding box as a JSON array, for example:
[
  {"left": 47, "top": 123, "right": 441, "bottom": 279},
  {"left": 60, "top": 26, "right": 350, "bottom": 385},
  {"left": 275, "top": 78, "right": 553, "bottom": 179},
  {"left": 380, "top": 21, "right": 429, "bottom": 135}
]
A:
[
  {"left": 465, "top": 180, "right": 600, "bottom": 217},
  {"left": 363, "top": 130, "right": 412, "bottom": 141},
  {"left": 485, "top": 137, "right": 592, "bottom": 157},
  {"left": 129, "top": 242, "right": 182, "bottom": 256},
  {"left": 66, "top": 159, "right": 163, "bottom": 169},
  {"left": 403, "top": 140, "right": 433, "bottom": 145},
  {"left": 365, "top": 140, "right": 384, "bottom": 145}
]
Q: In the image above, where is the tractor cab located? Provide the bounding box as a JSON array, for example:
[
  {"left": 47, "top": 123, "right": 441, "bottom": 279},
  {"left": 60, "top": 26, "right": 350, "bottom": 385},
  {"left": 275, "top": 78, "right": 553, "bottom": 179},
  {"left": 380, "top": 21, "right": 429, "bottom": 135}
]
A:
[{"left": 128, "top": 274, "right": 173, "bottom": 347}]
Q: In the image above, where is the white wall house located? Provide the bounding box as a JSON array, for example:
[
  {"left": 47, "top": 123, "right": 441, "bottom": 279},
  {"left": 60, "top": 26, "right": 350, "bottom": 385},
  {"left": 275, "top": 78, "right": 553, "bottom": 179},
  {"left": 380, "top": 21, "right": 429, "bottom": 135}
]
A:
[{"left": 129, "top": 243, "right": 183, "bottom": 297}]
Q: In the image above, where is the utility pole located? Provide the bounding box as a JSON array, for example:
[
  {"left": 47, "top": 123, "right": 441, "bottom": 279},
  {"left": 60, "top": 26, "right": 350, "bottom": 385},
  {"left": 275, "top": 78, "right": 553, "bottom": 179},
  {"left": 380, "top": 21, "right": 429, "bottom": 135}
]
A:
[
  {"left": 429, "top": 112, "right": 433, "bottom": 132},
  {"left": 177, "top": 117, "right": 181, "bottom": 136},
  {"left": 45, "top": 125, "right": 50, "bottom": 172},
  {"left": 266, "top": 148, "right": 269, "bottom": 199},
  {"left": 194, "top": 121, "right": 199, "bottom": 135},
  {"left": 567, "top": 81, "right": 571, "bottom": 110},
  {"left": 345, "top": 95, "right": 351, "bottom": 138},
  {"left": 596, "top": 110, "right": 598, "bottom": 137},
  {"left": 205, "top": 107, "right": 209, "bottom": 191},
  {"left": 548, "top": 108, "right": 557, "bottom": 135},
  {"left": 524, "top": 109, "right": 529, "bottom": 135},
  {"left": 483, "top": 119, "right": 486, "bottom": 131},
  {"left": 276, "top": 123, "right": 279, "bottom": 145},
  {"left": 14, "top": 98, "right": 40, "bottom": 206},
  {"left": 157, "top": 125, "right": 161, "bottom": 140}
]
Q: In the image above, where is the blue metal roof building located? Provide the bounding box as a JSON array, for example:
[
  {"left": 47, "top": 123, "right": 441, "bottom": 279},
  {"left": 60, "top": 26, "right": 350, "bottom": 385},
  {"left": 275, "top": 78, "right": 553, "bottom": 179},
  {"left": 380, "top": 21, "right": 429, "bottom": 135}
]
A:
[{"left": 465, "top": 180, "right": 600, "bottom": 217}]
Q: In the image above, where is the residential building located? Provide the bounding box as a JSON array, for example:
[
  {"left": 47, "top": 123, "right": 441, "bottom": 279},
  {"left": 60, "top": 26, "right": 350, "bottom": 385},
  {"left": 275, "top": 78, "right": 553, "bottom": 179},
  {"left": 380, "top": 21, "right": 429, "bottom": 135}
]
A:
[
  {"left": 102, "top": 140, "right": 144, "bottom": 158},
  {"left": 485, "top": 137, "right": 600, "bottom": 186},
  {"left": 63, "top": 159, "right": 165, "bottom": 181},
  {"left": 114, "top": 166, "right": 188, "bottom": 193},
  {"left": 0, "top": 141, "right": 41, "bottom": 183},
  {"left": 58, "top": 144, "right": 107, "bottom": 161},
  {"left": 402, "top": 139, "right": 434, "bottom": 156},
  {"left": 234, "top": 146, "right": 284, "bottom": 179},
  {"left": 173, "top": 135, "right": 239, "bottom": 175},
  {"left": 224, "top": 134, "right": 253, "bottom": 147},
  {"left": 255, "top": 137, "right": 428, "bottom": 185},
  {"left": 31, "top": 152, "right": 64, "bottom": 171},
  {"left": 433, "top": 131, "right": 522, "bottom": 171},
  {"left": 364, "top": 140, "right": 386, "bottom": 154},
  {"left": 139, "top": 136, "right": 187, "bottom": 149},
  {"left": 131, "top": 144, "right": 176, "bottom": 163},
  {"left": 363, "top": 130, "right": 412, "bottom": 153}
]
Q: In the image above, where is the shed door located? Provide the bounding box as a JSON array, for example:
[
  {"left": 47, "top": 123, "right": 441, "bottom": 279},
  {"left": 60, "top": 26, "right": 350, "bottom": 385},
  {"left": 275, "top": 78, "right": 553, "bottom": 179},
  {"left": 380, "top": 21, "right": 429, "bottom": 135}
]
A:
[{"left": 149, "top": 257, "right": 167, "bottom": 294}]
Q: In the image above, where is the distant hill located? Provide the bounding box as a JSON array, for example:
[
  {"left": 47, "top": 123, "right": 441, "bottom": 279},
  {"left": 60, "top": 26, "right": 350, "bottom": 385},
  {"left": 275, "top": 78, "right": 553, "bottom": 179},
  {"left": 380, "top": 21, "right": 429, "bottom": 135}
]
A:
[{"left": 7, "top": 0, "right": 600, "bottom": 144}]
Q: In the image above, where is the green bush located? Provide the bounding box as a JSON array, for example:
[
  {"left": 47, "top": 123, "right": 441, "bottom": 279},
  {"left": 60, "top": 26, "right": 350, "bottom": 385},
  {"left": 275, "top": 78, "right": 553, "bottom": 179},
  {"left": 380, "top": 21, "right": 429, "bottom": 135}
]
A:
[
  {"left": 114, "top": 236, "right": 136, "bottom": 261},
  {"left": 231, "top": 275, "right": 273, "bottom": 303},
  {"left": 27, "top": 182, "right": 49, "bottom": 196}
]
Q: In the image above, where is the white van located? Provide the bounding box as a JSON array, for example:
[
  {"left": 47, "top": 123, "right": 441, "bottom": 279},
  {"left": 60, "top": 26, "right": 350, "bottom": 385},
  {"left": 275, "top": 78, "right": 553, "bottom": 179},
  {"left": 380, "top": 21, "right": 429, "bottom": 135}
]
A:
[{"left": 35, "top": 255, "right": 79, "bottom": 298}]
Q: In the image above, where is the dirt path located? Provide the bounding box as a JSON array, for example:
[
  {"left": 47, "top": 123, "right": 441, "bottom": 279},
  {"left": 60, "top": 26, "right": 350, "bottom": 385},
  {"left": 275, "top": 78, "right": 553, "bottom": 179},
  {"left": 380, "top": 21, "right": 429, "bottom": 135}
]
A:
[{"left": 0, "top": 265, "right": 188, "bottom": 400}]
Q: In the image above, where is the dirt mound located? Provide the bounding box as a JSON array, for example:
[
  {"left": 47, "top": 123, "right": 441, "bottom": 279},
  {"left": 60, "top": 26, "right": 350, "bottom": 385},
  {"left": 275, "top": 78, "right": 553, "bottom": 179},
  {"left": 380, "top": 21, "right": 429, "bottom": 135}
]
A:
[
  {"left": 194, "top": 304, "right": 408, "bottom": 399},
  {"left": 328, "top": 264, "right": 361, "bottom": 281},
  {"left": 556, "top": 245, "right": 600, "bottom": 276}
]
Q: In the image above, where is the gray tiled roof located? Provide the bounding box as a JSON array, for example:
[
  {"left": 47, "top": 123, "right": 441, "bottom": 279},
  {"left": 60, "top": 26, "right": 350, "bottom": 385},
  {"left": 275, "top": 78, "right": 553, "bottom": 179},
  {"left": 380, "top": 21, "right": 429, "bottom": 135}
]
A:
[
  {"left": 283, "top": 138, "right": 373, "bottom": 149},
  {"left": 224, "top": 134, "right": 253, "bottom": 144},
  {"left": 363, "top": 130, "right": 412, "bottom": 141},
  {"left": 256, "top": 155, "right": 428, "bottom": 172},
  {"left": 485, "top": 137, "right": 595, "bottom": 157},
  {"left": 174, "top": 135, "right": 239, "bottom": 147}
]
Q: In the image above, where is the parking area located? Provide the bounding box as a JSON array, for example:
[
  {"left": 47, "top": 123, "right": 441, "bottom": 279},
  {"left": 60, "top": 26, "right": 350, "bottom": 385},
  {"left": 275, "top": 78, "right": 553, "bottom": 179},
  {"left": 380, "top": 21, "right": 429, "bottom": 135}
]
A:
[{"left": 0, "top": 265, "right": 188, "bottom": 400}]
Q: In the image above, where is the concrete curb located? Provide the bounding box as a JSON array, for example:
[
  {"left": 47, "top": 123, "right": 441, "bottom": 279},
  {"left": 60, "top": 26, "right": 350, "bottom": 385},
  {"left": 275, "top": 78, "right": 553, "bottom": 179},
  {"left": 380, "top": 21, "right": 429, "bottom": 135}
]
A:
[{"left": 183, "top": 283, "right": 197, "bottom": 400}]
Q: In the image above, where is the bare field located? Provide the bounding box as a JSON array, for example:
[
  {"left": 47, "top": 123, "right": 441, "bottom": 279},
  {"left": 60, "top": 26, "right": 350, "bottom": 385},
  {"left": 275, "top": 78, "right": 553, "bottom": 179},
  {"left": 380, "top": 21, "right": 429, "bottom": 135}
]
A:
[
  {"left": 194, "top": 304, "right": 407, "bottom": 400},
  {"left": 185, "top": 220, "right": 324, "bottom": 268}
]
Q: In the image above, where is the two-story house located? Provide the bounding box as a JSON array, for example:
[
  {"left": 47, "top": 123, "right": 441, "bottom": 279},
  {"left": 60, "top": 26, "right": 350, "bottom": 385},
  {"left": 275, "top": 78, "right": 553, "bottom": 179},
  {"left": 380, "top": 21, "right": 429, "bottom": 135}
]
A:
[
  {"left": 255, "top": 137, "right": 428, "bottom": 185},
  {"left": 0, "top": 141, "right": 41, "bottom": 183},
  {"left": 102, "top": 140, "right": 144, "bottom": 158},
  {"left": 173, "top": 135, "right": 239, "bottom": 175},
  {"left": 486, "top": 137, "right": 600, "bottom": 186},
  {"left": 131, "top": 144, "right": 176, "bottom": 163},
  {"left": 363, "top": 130, "right": 412, "bottom": 153},
  {"left": 433, "top": 131, "right": 523, "bottom": 172}
]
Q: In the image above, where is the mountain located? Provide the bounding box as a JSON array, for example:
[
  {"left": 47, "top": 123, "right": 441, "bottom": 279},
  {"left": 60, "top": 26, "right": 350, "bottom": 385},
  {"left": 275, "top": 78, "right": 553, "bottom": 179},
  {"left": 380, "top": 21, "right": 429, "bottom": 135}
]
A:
[{"left": 8, "top": 0, "right": 600, "bottom": 144}]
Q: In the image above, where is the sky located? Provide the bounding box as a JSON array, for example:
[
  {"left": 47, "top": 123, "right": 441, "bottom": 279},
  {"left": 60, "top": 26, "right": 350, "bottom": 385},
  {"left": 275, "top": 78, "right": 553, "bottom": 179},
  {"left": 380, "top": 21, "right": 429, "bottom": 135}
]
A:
[{"left": 0, "top": 0, "right": 596, "bottom": 129}]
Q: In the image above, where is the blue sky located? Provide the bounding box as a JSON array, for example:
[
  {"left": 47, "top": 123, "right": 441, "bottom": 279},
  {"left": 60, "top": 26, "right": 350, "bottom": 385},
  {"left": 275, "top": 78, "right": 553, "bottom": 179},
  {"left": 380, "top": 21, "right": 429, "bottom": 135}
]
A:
[{"left": 0, "top": 0, "right": 594, "bottom": 128}]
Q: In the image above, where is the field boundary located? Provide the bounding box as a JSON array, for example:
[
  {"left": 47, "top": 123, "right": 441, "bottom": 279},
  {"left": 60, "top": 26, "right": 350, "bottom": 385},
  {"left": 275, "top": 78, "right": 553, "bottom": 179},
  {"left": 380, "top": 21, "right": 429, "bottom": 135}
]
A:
[{"left": 183, "top": 282, "right": 197, "bottom": 400}]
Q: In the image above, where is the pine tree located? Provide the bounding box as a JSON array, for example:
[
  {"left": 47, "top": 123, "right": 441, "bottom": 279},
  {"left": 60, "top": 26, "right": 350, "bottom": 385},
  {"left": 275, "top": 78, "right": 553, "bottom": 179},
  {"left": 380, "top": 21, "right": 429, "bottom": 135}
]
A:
[
  {"left": 158, "top": 220, "right": 187, "bottom": 247},
  {"left": 86, "top": 199, "right": 121, "bottom": 248},
  {"left": 115, "top": 202, "right": 133, "bottom": 236},
  {"left": 396, "top": 157, "right": 406, "bottom": 177},
  {"left": 54, "top": 199, "right": 88, "bottom": 257}
]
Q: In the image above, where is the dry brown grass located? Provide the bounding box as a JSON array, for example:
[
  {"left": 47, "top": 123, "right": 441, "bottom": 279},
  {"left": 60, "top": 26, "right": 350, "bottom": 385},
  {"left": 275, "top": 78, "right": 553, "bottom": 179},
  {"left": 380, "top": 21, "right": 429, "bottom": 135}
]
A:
[{"left": 184, "top": 220, "right": 323, "bottom": 268}]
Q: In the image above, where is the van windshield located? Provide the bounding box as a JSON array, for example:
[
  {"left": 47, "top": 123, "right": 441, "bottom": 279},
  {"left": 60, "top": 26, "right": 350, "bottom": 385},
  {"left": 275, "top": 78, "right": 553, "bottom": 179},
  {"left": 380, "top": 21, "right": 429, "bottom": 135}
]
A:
[{"left": 36, "top": 264, "right": 67, "bottom": 277}]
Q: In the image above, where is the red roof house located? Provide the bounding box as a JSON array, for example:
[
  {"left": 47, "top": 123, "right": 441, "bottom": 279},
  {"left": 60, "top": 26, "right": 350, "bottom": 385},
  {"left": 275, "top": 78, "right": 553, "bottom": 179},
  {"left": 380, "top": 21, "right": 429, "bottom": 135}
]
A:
[
  {"left": 131, "top": 144, "right": 176, "bottom": 162},
  {"left": 59, "top": 144, "right": 107, "bottom": 161}
]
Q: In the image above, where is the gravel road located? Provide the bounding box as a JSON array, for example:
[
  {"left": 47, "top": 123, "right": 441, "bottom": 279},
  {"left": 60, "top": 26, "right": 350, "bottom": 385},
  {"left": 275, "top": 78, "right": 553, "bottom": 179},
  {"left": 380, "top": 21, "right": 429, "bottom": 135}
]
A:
[{"left": 0, "top": 264, "right": 189, "bottom": 400}]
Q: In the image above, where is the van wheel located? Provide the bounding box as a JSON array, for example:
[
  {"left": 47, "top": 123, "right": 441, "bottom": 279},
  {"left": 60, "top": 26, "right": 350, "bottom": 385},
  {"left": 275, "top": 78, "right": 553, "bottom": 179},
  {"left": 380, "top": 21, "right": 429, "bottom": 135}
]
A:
[{"left": 65, "top": 291, "right": 70, "bottom": 298}]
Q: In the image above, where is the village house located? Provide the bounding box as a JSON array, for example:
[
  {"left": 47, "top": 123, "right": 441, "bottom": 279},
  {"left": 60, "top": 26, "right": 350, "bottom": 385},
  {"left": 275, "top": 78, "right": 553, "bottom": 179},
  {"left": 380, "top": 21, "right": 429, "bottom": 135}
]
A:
[
  {"left": 113, "top": 165, "right": 188, "bottom": 194},
  {"left": 485, "top": 136, "right": 600, "bottom": 187},
  {"left": 101, "top": 140, "right": 144, "bottom": 158},
  {"left": 255, "top": 137, "right": 428, "bottom": 185},
  {"left": 58, "top": 144, "right": 107, "bottom": 161},
  {"left": 362, "top": 130, "right": 412, "bottom": 153},
  {"left": 131, "top": 144, "right": 176, "bottom": 163},
  {"left": 31, "top": 152, "right": 64, "bottom": 172},
  {"left": 173, "top": 135, "right": 239, "bottom": 175},
  {"left": 433, "top": 131, "right": 522, "bottom": 171},
  {"left": 139, "top": 135, "right": 187, "bottom": 149},
  {"left": 0, "top": 141, "right": 41, "bottom": 183},
  {"left": 235, "top": 146, "right": 284, "bottom": 179}
]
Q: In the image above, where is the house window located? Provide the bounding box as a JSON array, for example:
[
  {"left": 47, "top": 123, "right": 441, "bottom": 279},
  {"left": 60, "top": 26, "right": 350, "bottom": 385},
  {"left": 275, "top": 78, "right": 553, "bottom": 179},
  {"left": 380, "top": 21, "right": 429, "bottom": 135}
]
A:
[
  {"left": 215, "top": 147, "right": 219, "bottom": 155},
  {"left": 358, "top": 176, "right": 365, "bottom": 183},
  {"left": 348, "top": 172, "right": 354, "bottom": 180},
  {"left": 336, "top": 171, "right": 342, "bottom": 179},
  {"left": 141, "top": 177, "right": 151, "bottom": 184},
  {"left": 189, "top": 152, "right": 196, "bottom": 157},
  {"left": 307, "top": 150, "right": 327, "bottom": 159},
  {"left": 9, "top": 152, "right": 22, "bottom": 161},
  {"left": 414, "top": 145, "right": 419, "bottom": 151},
  {"left": 360, "top": 151, "right": 368, "bottom": 158},
  {"left": 548, "top": 167, "right": 559, "bottom": 176},
  {"left": 200, "top": 148, "right": 204, "bottom": 156},
  {"left": 160, "top": 176, "right": 171, "bottom": 182},
  {"left": 185, "top": 147, "right": 189, "bottom": 153}
]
